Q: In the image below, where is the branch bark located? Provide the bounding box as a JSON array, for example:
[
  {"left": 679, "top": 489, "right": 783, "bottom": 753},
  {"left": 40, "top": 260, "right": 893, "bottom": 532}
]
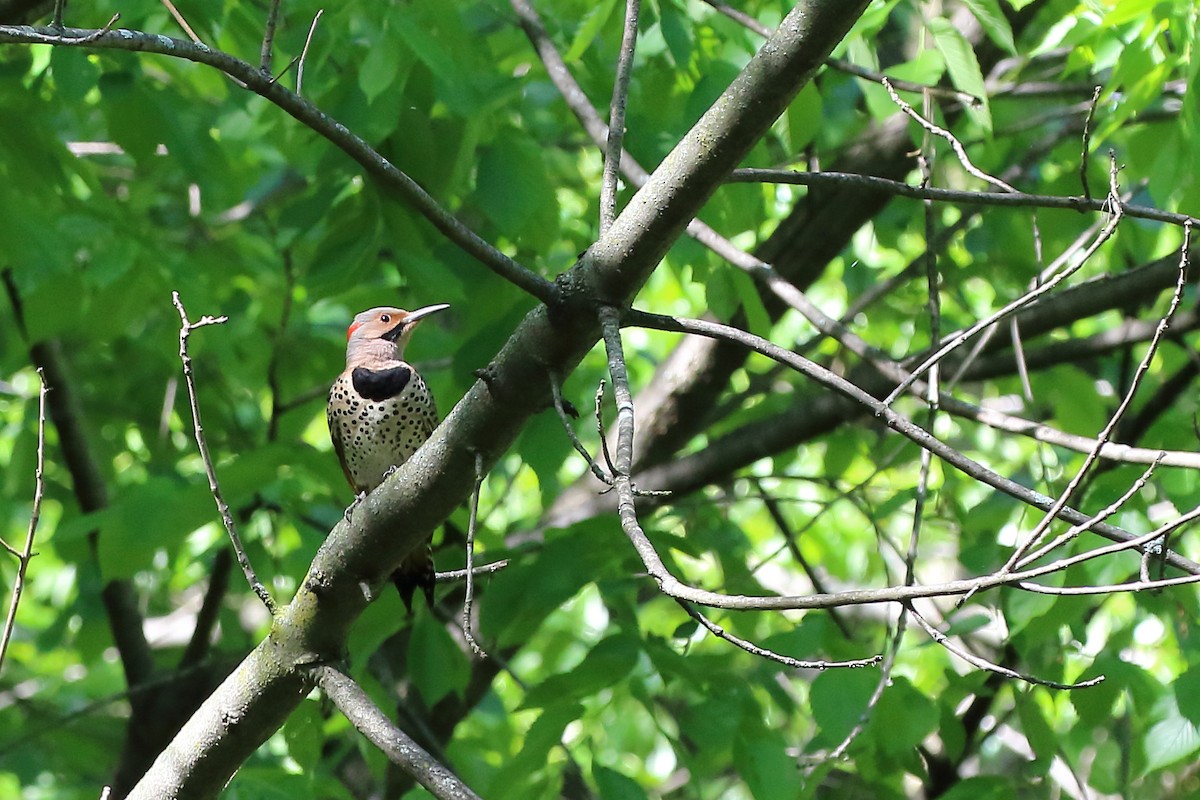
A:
[{"left": 108, "top": 1, "right": 872, "bottom": 794}]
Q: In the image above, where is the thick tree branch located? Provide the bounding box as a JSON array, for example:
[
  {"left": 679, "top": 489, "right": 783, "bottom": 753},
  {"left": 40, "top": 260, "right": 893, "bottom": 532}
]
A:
[{"left": 123, "top": 2, "right": 872, "bottom": 794}]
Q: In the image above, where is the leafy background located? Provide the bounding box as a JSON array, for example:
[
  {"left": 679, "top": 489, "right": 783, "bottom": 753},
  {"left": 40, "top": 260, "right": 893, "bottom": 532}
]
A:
[{"left": 2, "top": 0, "right": 1200, "bottom": 798}]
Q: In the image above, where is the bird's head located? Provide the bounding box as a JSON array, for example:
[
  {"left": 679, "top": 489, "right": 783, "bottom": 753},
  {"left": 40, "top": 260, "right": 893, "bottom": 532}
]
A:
[{"left": 345, "top": 304, "right": 449, "bottom": 364}]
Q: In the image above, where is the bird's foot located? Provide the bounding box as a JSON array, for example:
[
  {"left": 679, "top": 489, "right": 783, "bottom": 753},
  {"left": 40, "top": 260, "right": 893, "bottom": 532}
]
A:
[
  {"left": 343, "top": 491, "right": 367, "bottom": 523},
  {"left": 383, "top": 464, "right": 400, "bottom": 480}
]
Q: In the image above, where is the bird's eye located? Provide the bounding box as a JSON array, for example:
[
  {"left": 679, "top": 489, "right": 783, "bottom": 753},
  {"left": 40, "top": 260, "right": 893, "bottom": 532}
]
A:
[{"left": 380, "top": 314, "right": 391, "bottom": 324}]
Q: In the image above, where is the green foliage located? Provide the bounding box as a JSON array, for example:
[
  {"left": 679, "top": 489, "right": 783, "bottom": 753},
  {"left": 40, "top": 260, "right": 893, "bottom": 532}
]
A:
[{"left": 1, "top": 0, "right": 1200, "bottom": 798}]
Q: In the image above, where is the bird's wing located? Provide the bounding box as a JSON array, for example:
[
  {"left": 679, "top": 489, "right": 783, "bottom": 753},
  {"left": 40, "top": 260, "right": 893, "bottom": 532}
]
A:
[{"left": 327, "top": 382, "right": 358, "bottom": 491}]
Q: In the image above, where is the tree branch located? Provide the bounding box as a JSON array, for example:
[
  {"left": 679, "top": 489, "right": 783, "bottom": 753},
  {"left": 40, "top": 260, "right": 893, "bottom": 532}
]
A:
[
  {"left": 0, "top": 368, "right": 47, "bottom": 675},
  {"left": 172, "top": 292, "right": 276, "bottom": 615},
  {"left": 313, "top": 666, "right": 482, "bottom": 800},
  {"left": 0, "top": 24, "right": 559, "bottom": 306},
  {"left": 123, "top": 3, "right": 873, "bottom": 794}
]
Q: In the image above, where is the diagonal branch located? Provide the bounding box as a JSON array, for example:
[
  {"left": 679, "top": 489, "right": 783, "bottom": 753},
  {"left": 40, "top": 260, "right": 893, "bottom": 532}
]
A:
[
  {"left": 0, "top": 23, "right": 558, "bottom": 306},
  {"left": 172, "top": 292, "right": 277, "bottom": 615},
  {"left": 124, "top": 3, "right": 873, "bottom": 795},
  {"left": 313, "top": 666, "right": 482, "bottom": 800},
  {"left": 623, "top": 309, "right": 1200, "bottom": 575}
]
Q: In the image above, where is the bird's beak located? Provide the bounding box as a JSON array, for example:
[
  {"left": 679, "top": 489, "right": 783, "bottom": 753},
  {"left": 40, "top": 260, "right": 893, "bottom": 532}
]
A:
[{"left": 404, "top": 303, "right": 450, "bottom": 324}]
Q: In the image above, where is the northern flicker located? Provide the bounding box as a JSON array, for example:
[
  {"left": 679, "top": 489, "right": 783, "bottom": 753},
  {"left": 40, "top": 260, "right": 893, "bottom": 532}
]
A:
[{"left": 328, "top": 303, "right": 449, "bottom": 611}]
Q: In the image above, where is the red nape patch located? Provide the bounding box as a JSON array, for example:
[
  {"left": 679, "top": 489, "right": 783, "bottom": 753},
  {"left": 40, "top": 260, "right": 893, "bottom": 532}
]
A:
[{"left": 347, "top": 321, "right": 362, "bottom": 341}]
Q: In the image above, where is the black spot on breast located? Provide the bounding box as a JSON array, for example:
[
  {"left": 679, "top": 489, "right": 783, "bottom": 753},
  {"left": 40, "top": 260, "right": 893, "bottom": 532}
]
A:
[{"left": 352, "top": 366, "right": 412, "bottom": 401}]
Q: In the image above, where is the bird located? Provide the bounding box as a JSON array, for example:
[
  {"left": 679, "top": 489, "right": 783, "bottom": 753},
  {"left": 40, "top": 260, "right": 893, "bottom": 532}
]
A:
[{"left": 327, "top": 303, "right": 449, "bottom": 611}]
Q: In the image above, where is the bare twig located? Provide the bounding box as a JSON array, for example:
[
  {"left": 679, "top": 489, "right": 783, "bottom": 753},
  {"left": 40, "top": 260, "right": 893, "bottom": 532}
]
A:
[
  {"left": 727, "top": 169, "right": 1200, "bottom": 229},
  {"left": 624, "top": 309, "right": 1200, "bottom": 577},
  {"left": 1016, "top": 455, "right": 1164, "bottom": 572},
  {"left": 821, "top": 608, "right": 906, "bottom": 765},
  {"left": 295, "top": 8, "right": 323, "bottom": 98},
  {"left": 679, "top": 601, "right": 881, "bottom": 670},
  {"left": 435, "top": 559, "right": 509, "bottom": 583},
  {"left": 1080, "top": 85, "right": 1102, "bottom": 200},
  {"left": 883, "top": 154, "right": 1126, "bottom": 407},
  {"left": 313, "top": 665, "right": 483, "bottom": 800},
  {"left": 172, "top": 292, "right": 276, "bottom": 614},
  {"left": 753, "top": 483, "right": 855, "bottom": 640},
  {"left": 883, "top": 77, "right": 1016, "bottom": 194},
  {"left": 908, "top": 606, "right": 1102, "bottom": 689},
  {"left": 600, "top": 0, "right": 641, "bottom": 233},
  {"left": 160, "top": 0, "right": 202, "bottom": 43},
  {"left": 1003, "top": 220, "right": 1190, "bottom": 573},
  {"left": 463, "top": 452, "right": 486, "bottom": 657},
  {"left": 0, "top": 369, "right": 48, "bottom": 675},
  {"left": 550, "top": 373, "right": 613, "bottom": 486},
  {"left": 599, "top": 304, "right": 878, "bottom": 661},
  {"left": 260, "top": 0, "right": 283, "bottom": 72}
]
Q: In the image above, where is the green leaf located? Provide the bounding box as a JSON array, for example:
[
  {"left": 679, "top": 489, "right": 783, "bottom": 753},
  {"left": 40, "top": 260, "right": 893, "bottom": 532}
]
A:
[
  {"left": 491, "top": 703, "right": 584, "bottom": 800},
  {"left": 522, "top": 634, "right": 640, "bottom": 709},
  {"left": 1014, "top": 692, "right": 1056, "bottom": 767},
  {"left": 1175, "top": 664, "right": 1200, "bottom": 726},
  {"left": 1145, "top": 693, "right": 1200, "bottom": 772},
  {"left": 928, "top": 16, "right": 992, "bottom": 132},
  {"left": 592, "top": 764, "right": 647, "bottom": 800},
  {"left": 961, "top": 0, "right": 1017, "bottom": 55},
  {"left": 409, "top": 611, "right": 470, "bottom": 705},
  {"left": 564, "top": 0, "right": 619, "bottom": 62},
  {"left": 98, "top": 478, "right": 214, "bottom": 580},
  {"left": 871, "top": 678, "right": 938, "bottom": 756},
  {"left": 283, "top": 699, "right": 324, "bottom": 773},
  {"left": 475, "top": 131, "right": 558, "bottom": 243},
  {"left": 810, "top": 667, "right": 879, "bottom": 744},
  {"left": 935, "top": 776, "right": 1015, "bottom": 800},
  {"left": 733, "top": 726, "right": 796, "bottom": 800}
]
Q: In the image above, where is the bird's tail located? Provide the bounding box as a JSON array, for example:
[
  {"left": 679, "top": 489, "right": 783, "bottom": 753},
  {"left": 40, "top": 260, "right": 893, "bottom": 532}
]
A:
[{"left": 392, "top": 542, "right": 436, "bottom": 613}]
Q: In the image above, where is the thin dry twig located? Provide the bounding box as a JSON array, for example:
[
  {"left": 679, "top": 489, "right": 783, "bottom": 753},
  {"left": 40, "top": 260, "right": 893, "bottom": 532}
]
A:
[
  {"left": 0, "top": 369, "right": 48, "bottom": 675},
  {"left": 598, "top": 305, "right": 877, "bottom": 660},
  {"left": 296, "top": 8, "right": 323, "bottom": 98},
  {"left": 463, "top": 452, "right": 486, "bottom": 657},
  {"left": 728, "top": 168, "right": 1199, "bottom": 228},
  {"left": 550, "top": 373, "right": 613, "bottom": 486},
  {"left": 160, "top": 0, "right": 202, "bottom": 43},
  {"left": 678, "top": 601, "right": 881, "bottom": 670},
  {"left": 908, "top": 606, "right": 1103, "bottom": 689},
  {"left": 260, "top": 0, "right": 283, "bottom": 73},
  {"left": 1016, "top": 454, "right": 1164, "bottom": 571},
  {"left": 883, "top": 153, "right": 1126, "bottom": 407},
  {"left": 25, "top": 14, "right": 120, "bottom": 45},
  {"left": 821, "top": 607, "right": 906, "bottom": 766},
  {"left": 1005, "top": 224, "right": 1191, "bottom": 571},
  {"left": 600, "top": 0, "right": 641, "bottom": 234},
  {"left": 883, "top": 77, "right": 1016, "bottom": 194},
  {"left": 1080, "top": 85, "right": 1102, "bottom": 200},
  {"left": 172, "top": 292, "right": 276, "bottom": 614},
  {"left": 435, "top": 559, "right": 509, "bottom": 583},
  {"left": 624, "top": 309, "right": 1200, "bottom": 577}
]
